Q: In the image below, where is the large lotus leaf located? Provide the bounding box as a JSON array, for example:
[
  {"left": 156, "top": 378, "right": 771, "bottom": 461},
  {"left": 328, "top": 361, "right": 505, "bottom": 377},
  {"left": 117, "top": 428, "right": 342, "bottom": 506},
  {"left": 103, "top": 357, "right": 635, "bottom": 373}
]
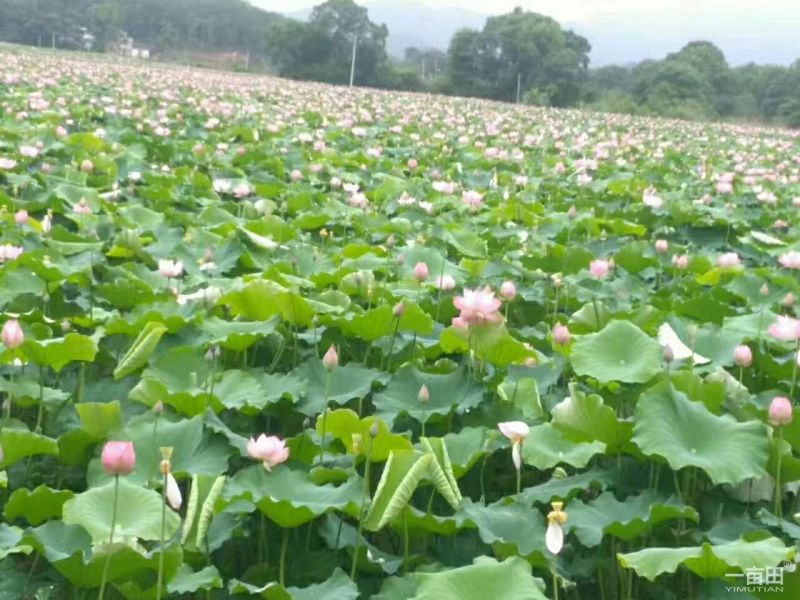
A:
[
  {"left": 167, "top": 565, "right": 224, "bottom": 594},
  {"left": 411, "top": 556, "right": 548, "bottom": 600},
  {"left": 633, "top": 381, "right": 770, "bottom": 485},
  {"left": 440, "top": 324, "right": 536, "bottom": 367},
  {"left": 0, "top": 523, "right": 29, "bottom": 560},
  {"left": 372, "top": 365, "right": 484, "bottom": 425},
  {"left": 497, "top": 376, "right": 543, "bottom": 420},
  {"left": 618, "top": 537, "right": 795, "bottom": 581},
  {"left": 571, "top": 320, "right": 663, "bottom": 383},
  {"left": 21, "top": 333, "right": 98, "bottom": 372},
  {"left": 519, "top": 467, "right": 617, "bottom": 505},
  {"left": 567, "top": 491, "right": 698, "bottom": 547},
  {"left": 222, "top": 279, "right": 315, "bottom": 325},
  {"left": 336, "top": 303, "right": 434, "bottom": 342},
  {"left": 455, "top": 499, "right": 548, "bottom": 561},
  {"left": 62, "top": 478, "right": 181, "bottom": 544},
  {"left": 551, "top": 385, "right": 632, "bottom": 452},
  {"left": 0, "top": 425, "right": 59, "bottom": 469},
  {"left": 87, "top": 414, "right": 231, "bottom": 487},
  {"left": 22, "top": 520, "right": 92, "bottom": 563},
  {"left": 223, "top": 465, "right": 362, "bottom": 528},
  {"left": 442, "top": 426, "right": 490, "bottom": 478},
  {"left": 296, "top": 359, "right": 389, "bottom": 416},
  {"left": 212, "top": 369, "right": 270, "bottom": 411},
  {"left": 522, "top": 423, "right": 606, "bottom": 470},
  {"left": 197, "top": 316, "right": 279, "bottom": 351},
  {"left": 288, "top": 568, "right": 359, "bottom": 600},
  {"left": 4, "top": 485, "right": 74, "bottom": 526},
  {"left": 75, "top": 401, "right": 123, "bottom": 438},
  {"left": 316, "top": 408, "right": 413, "bottom": 462}
]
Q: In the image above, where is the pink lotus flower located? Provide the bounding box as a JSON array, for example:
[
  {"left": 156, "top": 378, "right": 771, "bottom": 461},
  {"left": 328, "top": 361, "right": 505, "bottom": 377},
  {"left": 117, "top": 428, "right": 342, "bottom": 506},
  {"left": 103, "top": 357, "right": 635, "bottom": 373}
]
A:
[
  {"left": 498, "top": 421, "right": 529, "bottom": 470},
  {"left": 589, "top": 259, "right": 611, "bottom": 279},
  {"left": 0, "top": 158, "right": 17, "bottom": 170},
  {"left": 414, "top": 262, "right": 429, "bottom": 282},
  {"left": 158, "top": 259, "right": 183, "bottom": 278},
  {"left": 436, "top": 275, "right": 456, "bottom": 290},
  {"left": 500, "top": 281, "right": 516, "bottom": 301},
  {"left": 453, "top": 287, "right": 502, "bottom": 327},
  {"left": 1, "top": 319, "right": 24, "bottom": 349},
  {"left": 14, "top": 210, "right": 28, "bottom": 225},
  {"left": 655, "top": 240, "right": 669, "bottom": 254},
  {"left": 101, "top": 441, "right": 136, "bottom": 476},
  {"left": 323, "top": 344, "right": 338, "bottom": 370},
  {"left": 247, "top": 434, "right": 290, "bottom": 471},
  {"left": 432, "top": 180, "right": 455, "bottom": 194},
  {"left": 0, "top": 244, "right": 24, "bottom": 262},
  {"left": 717, "top": 253, "right": 741, "bottom": 268},
  {"left": 672, "top": 254, "right": 689, "bottom": 270},
  {"left": 233, "top": 183, "right": 251, "bottom": 198},
  {"left": 779, "top": 251, "right": 800, "bottom": 269},
  {"left": 461, "top": 190, "right": 484, "bottom": 209},
  {"left": 553, "top": 324, "right": 571, "bottom": 345},
  {"left": 733, "top": 345, "right": 752, "bottom": 367},
  {"left": 769, "top": 396, "right": 793, "bottom": 426},
  {"left": 768, "top": 316, "right": 800, "bottom": 341}
]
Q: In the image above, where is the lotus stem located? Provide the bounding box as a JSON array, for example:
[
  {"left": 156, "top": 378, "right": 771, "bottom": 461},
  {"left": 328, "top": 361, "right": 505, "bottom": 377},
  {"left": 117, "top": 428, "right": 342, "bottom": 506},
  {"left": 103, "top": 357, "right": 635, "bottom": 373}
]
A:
[
  {"left": 350, "top": 435, "right": 373, "bottom": 581},
  {"left": 776, "top": 427, "right": 784, "bottom": 519},
  {"left": 279, "top": 527, "right": 289, "bottom": 587},
  {"left": 156, "top": 470, "right": 167, "bottom": 600},
  {"left": 98, "top": 475, "right": 120, "bottom": 600},
  {"left": 552, "top": 562, "right": 559, "bottom": 600},
  {"left": 403, "top": 509, "right": 410, "bottom": 572},
  {"left": 791, "top": 339, "right": 800, "bottom": 400},
  {"left": 386, "top": 316, "right": 401, "bottom": 371},
  {"left": 318, "top": 371, "right": 332, "bottom": 466}
]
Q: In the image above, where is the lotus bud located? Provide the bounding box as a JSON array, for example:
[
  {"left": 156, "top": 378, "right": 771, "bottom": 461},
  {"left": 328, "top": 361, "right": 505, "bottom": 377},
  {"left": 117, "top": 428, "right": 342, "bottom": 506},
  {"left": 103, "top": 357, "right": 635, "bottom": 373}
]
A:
[
  {"left": 1, "top": 319, "right": 24, "bottom": 349},
  {"left": 386, "top": 234, "right": 396, "bottom": 247},
  {"left": 769, "top": 396, "right": 793, "bottom": 426},
  {"left": 500, "top": 280, "right": 516, "bottom": 301},
  {"left": 323, "top": 345, "right": 338, "bottom": 370},
  {"left": 418, "top": 384, "right": 430, "bottom": 404},
  {"left": 553, "top": 323, "right": 571, "bottom": 346},
  {"left": 733, "top": 345, "right": 752, "bottom": 367},
  {"left": 153, "top": 400, "right": 164, "bottom": 415},
  {"left": 393, "top": 302, "right": 405, "bottom": 318},
  {"left": 655, "top": 239, "right": 669, "bottom": 253},
  {"left": 760, "top": 283, "right": 770, "bottom": 297},
  {"left": 101, "top": 441, "right": 136, "bottom": 476},
  {"left": 414, "top": 262, "right": 429, "bottom": 282},
  {"left": 567, "top": 205, "right": 577, "bottom": 219},
  {"left": 663, "top": 343, "right": 674, "bottom": 364},
  {"left": 166, "top": 472, "right": 182, "bottom": 510},
  {"left": 784, "top": 293, "right": 795, "bottom": 307},
  {"left": 369, "top": 421, "right": 379, "bottom": 438}
]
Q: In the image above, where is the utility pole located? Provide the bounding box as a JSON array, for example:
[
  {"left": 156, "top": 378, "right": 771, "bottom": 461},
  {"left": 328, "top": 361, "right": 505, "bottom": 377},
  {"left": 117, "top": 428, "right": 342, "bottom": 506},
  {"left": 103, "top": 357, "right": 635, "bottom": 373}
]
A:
[
  {"left": 516, "top": 73, "right": 522, "bottom": 103},
  {"left": 349, "top": 34, "right": 357, "bottom": 87}
]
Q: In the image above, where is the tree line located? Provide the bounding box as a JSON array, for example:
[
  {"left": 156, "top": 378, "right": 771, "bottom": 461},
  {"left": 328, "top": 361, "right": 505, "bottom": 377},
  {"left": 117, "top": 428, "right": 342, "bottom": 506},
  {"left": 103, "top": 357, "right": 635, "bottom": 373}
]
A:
[{"left": 1, "top": 0, "right": 798, "bottom": 127}]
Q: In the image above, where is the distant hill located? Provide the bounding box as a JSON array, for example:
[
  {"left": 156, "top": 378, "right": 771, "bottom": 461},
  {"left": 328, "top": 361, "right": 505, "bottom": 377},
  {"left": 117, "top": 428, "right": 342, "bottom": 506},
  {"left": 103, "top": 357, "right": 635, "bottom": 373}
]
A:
[{"left": 257, "top": 0, "right": 485, "bottom": 57}]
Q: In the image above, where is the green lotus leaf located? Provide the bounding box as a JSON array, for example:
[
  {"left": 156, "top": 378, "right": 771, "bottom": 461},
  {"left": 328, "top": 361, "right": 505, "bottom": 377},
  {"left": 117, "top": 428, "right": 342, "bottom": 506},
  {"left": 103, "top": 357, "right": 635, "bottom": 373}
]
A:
[
  {"left": 167, "top": 565, "right": 224, "bottom": 594},
  {"left": 551, "top": 384, "right": 632, "bottom": 452},
  {"left": 455, "top": 499, "right": 548, "bottom": 561},
  {"left": 0, "top": 425, "right": 59, "bottom": 469},
  {"left": 21, "top": 333, "right": 98, "bottom": 373},
  {"left": 4, "top": 485, "right": 74, "bottom": 526},
  {"left": 571, "top": 320, "right": 663, "bottom": 383},
  {"left": 522, "top": 423, "right": 606, "bottom": 470},
  {"left": 223, "top": 465, "right": 362, "bottom": 528},
  {"left": 412, "top": 556, "right": 548, "bottom": 600},
  {"left": 633, "top": 381, "right": 770, "bottom": 485},
  {"left": 62, "top": 478, "right": 181, "bottom": 544},
  {"left": 618, "top": 537, "right": 795, "bottom": 581}
]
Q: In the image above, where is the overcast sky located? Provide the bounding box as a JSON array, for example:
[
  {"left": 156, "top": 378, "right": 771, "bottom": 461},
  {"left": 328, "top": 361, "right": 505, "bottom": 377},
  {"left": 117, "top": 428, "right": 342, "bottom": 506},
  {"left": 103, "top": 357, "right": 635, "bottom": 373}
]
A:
[{"left": 251, "top": 0, "right": 800, "bottom": 65}]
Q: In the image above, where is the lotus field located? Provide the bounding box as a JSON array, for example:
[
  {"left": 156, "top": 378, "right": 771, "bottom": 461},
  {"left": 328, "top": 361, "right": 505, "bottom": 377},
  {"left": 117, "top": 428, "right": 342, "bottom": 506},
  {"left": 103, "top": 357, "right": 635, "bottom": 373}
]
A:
[{"left": 3, "top": 45, "right": 800, "bottom": 599}]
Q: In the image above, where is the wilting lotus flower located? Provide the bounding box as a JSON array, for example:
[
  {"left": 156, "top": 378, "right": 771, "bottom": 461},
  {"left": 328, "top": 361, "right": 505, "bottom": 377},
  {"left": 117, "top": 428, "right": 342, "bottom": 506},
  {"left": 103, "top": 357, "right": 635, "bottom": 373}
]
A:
[
  {"left": 1, "top": 319, "right": 24, "bottom": 349},
  {"left": 498, "top": 421, "right": 529, "bottom": 471},
  {"left": 589, "top": 259, "right": 611, "bottom": 279},
  {"left": 717, "top": 252, "right": 741, "bottom": 268},
  {"left": 101, "top": 441, "right": 136, "bottom": 476},
  {"left": 247, "top": 434, "right": 290, "bottom": 471},
  {"left": 546, "top": 501, "right": 568, "bottom": 554},
  {"left": 642, "top": 188, "right": 663, "bottom": 208},
  {"left": 769, "top": 396, "right": 793, "bottom": 426},
  {"left": 733, "top": 344, "right": 753, "bottom": 367},
  {"left": 453, "top": 287, "right": 503, "bottom": 326},
  {"left": 158, "top": 259, "right": 183, "bottom": 278},
  {"left": 436, "top": 274, "right": 456, "bottom": 290},
  {"left": 769, "top": 316, "right": 800, "bottom": 342},
  {"left": 779, "top": 251, "right": 800, "bottom": 270},
  {"left": 500, "top": 280, "right": 517, "bottom": 301}
]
